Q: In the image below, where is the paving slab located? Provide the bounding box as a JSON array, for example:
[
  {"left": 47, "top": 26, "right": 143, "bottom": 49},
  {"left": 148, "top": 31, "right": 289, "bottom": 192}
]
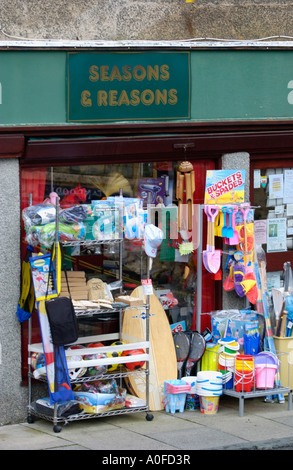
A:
[
  {"left": 144, "top": 424, "right": 246, "bottom": 450},
  {"left": 2, "top": 395, "right": 293, "bottom": 450},
  {"left": 0, "top": 423, "right": 73, "bottom": 450}
]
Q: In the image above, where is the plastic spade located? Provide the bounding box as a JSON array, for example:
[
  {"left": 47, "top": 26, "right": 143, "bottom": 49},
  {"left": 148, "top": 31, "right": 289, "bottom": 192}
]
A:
[
  {"left": 203, "top": 205, "right": 221, "bottom": 274},
  {"left": 221, "top": 206, "right": 234, "bottom": 238},
  {"left": 203, "top": 205, "right": 212, "bottom": 272},
  {"left": 240, "top": 203, "right": 250, "bottom": 267},
  {"left": 228, "top": 206, "right": 239, "bottom": 245}
]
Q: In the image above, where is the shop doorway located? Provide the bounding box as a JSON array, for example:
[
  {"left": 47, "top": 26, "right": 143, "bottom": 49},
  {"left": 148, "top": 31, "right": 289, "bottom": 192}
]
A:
[{"left": 20, "top": 135, "right": 220, "bottom": 381}]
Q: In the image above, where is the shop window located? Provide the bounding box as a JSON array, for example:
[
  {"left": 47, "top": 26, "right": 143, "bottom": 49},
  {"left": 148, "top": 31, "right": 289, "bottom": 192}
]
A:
[
  {"left": 252, "top": 163, "right": 293, "bottom": 289},
  {"left": 20, "top": 158, "right": 217, "bottom": 381}
]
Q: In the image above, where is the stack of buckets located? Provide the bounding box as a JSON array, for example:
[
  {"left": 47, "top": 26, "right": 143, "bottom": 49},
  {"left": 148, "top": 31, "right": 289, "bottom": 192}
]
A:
[
  {"left": 195, "top": 371, "right": 223, "bottom": 414},
  {"left": 218, "top": 337, "right": 239, "bottom": 389},
  {"left": 234, "top": 354, "right": 254, "bottom": 392}
]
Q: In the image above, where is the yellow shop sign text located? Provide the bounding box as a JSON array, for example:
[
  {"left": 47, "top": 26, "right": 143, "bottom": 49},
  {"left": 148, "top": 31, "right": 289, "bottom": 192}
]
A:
[{"left": 81, "top": 64, "right": 177, "bottom": 108}]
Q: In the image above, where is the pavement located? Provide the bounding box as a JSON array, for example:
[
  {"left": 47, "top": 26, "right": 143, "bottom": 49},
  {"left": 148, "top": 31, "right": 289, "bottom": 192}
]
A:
[{"left": 2, "top": 394, "right": 293, "bottom": 452}]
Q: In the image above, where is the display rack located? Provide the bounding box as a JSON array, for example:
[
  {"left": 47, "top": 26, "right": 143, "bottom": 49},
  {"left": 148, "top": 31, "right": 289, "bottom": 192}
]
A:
[
  {"left": 27, "top": 199, "right": 153, "bottom": 432},
  {"left": 197, "top": 203, "right": 293, "bottom": 416}
]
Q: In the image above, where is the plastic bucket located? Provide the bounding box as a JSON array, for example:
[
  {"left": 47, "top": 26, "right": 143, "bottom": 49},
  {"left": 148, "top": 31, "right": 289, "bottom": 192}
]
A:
[
  {"left": 165, "top": 379, "right": 191, "bottom": 394},
  {"left": 197, "top": 371, "right": 222, "bottom": 382},
  {"left": 196, "top": 371, "right": 223, "bottom": 397},
  {"left": 221, "top": 371, "right": 234, "bottom": 389},
  {"left": 201, "top": 343, "right": 219, "bottom": 371},
  {"left": 235, "top": 355, "right": 254, "bottom": 372},
  {"left": 181, "top": 377, "right": 199, "bottom": 411},
  {"left": 181, "top": 376, "right": 197, "bottom": 394},
  {"left": 255, "top": 364, "right": 278, "bottom": 389},
  {"left": 234, "top": 355, "right": 254, "bottom": 392},
  {"left": 218, "top": 353, "right": 236, "bottom": 370},
  {"left": 199, "top": 395, "right": 220, "bottom": 415},
  {"left": 164, "top": 392, "right": 187, "bottom": 414},
  {"left": 255, "top": 352, "right": 279, "bottom": 367},
  {"left": 185, "top": 394, "right": 200, "bottom": 410}
]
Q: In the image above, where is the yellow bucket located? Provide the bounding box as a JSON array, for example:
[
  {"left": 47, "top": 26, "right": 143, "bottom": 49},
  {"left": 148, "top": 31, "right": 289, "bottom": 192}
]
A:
[
  {"left": 235, "top": 355, "right": 254, "bottom": 372},
  {"left": 201, "top": 344, "right": 219, "bottom": 371}
]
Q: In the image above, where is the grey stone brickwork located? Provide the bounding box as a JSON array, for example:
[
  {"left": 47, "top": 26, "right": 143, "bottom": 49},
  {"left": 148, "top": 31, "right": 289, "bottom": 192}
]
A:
[
  {"left": 0, "top": 159, "right": 25, "bottom": 424},
  {"left": 1, "top": 0, "right": 293, "bottom": 42}
]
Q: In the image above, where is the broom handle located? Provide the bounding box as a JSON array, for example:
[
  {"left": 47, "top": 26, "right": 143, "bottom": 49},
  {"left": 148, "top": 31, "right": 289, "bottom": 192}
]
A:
[{"left": 257, "top": 259, "right": 284, "bottom": 402}]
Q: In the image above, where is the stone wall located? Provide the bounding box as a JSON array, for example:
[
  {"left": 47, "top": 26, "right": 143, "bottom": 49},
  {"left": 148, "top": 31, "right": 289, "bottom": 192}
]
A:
[
  {"left": 1, "top": 0, "right": 293, "bottom": 42},
  {"left": 0, "top": 159, "right": 24, "bottom": 424}
]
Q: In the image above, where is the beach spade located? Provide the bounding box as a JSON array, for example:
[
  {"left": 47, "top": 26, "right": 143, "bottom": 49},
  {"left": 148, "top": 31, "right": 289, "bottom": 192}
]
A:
[
  {"left": 203, "top": 205, "right": 221, "bottom": 274},
  {"left": 240, "top": 203, "right": 258, "bottom": 304}
]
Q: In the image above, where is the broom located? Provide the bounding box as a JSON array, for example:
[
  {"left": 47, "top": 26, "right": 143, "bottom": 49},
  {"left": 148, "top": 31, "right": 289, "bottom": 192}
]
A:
[{"left": 93, "top": 172, "right": 133, "bottom": 198}]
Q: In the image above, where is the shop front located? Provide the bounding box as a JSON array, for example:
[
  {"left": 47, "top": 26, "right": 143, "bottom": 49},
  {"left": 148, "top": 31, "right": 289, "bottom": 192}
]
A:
[{"left": 1, "top": 41, "right": 293, "bottom": 424}]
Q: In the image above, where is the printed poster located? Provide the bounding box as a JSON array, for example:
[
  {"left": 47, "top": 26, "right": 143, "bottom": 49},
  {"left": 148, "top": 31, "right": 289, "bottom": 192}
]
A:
[
  {"left": 254, "top": 220, "right": 267, "bottom": 245},
  {"left": 204, "top": 170, "right": 245, "bottom": 204},
  {"left": 269, "top": 174, "right": 283, "bottom": 199},
  {"left": 267, "top": 218, "right": 287, "bottom": 253},
  {"left": 284, "top": 170, "right": 293, "bottom": 204},
  {"left": 29, "top": 254, "right": 57, "bottom": 301}
]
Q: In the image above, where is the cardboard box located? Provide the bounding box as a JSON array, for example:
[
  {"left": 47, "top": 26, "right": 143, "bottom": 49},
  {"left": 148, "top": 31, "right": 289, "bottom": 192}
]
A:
[
  {"left": 61, "top": 271, "right": 86, "bottom": 279},
  {"left": 115, "top": 295, "right": 144, "bottom": 306},
  {"left": 73, "top": 389, "right": 126, "bottom": 414},
  {"left": 62, "top": 279, "right": 87, "bottom": 286},
  {"left": 60, "top": 291, "right": 88, "bottom": 300}
]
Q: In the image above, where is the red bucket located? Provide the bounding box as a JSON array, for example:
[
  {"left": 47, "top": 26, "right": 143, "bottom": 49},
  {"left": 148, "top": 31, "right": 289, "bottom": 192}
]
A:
[{"left": 234, "top": 355, "right": 254, "bottom": 392}]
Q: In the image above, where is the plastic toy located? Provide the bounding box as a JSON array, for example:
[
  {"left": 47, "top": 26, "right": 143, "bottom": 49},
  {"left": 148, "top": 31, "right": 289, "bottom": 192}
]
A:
[
  {"left": 59, "top": 184, "right": 87, "bottom": 208},
  {"left": 67, "top": 345, "right": 87, "bottom": 380},
  {"left": 121, "top": 348, "right": 146, "bottom": 370}
]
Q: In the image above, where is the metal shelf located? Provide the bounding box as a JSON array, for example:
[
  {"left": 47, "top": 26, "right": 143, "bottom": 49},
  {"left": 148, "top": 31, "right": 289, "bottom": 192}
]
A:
[
  {"left": 28, "top": 403, "right": 149, "bottom": 428},
  {"left": 223, "top": 386, "right": 293, "bottom": 417},
  {"left": 29, "top": 367, "right": 149, "bottom": 384},
  {"left": 27, "top": 197, "right": 153, "bottom": 432},
  {"left": 62, "top": 238, "right": 123, "bottom": 247}
]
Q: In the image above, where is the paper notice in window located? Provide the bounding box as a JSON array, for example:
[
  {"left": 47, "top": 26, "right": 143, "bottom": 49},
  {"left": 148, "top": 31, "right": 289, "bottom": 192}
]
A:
[
  {"left": 267, "top": 218, "right": 287, "bottom": 252},
  {"left": 284, "top": 170, "right": 293, "bottom": 204},
  {"left": 254, "top": 220, "right": 267, "bottom": 245},
  {"left": 269, "top": 174, "right": 283, "bottom": 199},
  {"left": 141, "top": 279, "right": 153, "bottom": 296}
]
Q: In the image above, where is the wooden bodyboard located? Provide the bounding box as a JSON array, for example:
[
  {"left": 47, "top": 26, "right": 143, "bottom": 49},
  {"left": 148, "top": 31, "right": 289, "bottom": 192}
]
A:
[{"left": 122, "top": 286, "right": 177, "bottom": 411}]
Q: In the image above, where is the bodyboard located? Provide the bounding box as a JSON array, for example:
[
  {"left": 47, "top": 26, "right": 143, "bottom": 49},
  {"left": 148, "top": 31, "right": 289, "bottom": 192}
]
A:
[{"left": 122, "top": 286, "right": 177, "bottom": 411}]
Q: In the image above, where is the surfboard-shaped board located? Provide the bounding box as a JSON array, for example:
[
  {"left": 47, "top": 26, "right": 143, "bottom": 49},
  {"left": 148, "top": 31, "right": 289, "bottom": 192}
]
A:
[{"left": 122, "top": 286, "right": 177, "bottom": 411}]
